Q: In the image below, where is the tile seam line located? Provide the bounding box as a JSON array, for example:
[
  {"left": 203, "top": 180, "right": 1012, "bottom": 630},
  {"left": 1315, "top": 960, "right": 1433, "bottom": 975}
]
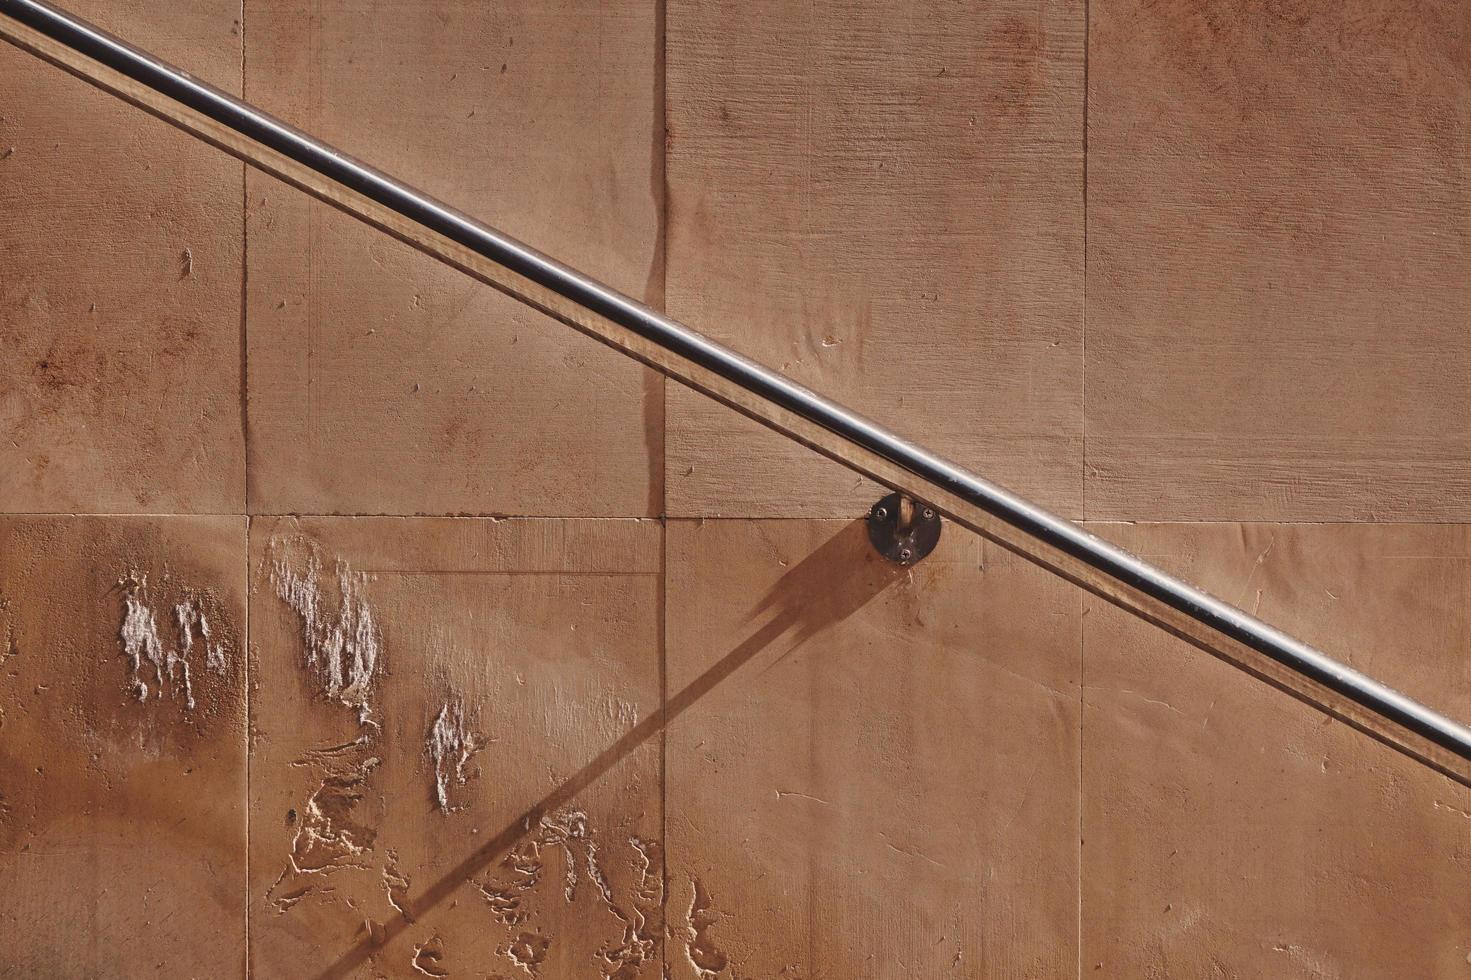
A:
[
  {"left": 1081, "top": 0, "right": 1090, "bottom": 532},
  {"left": 10, "top": 513, "right": 1471, "bottom": 527},
  {"left": 658, "top": 515, "right": 670, "bottom": 978},
  {"left": 1078, "top": 0, "right": 1090, "bottom": 971},
  {"left": 243, "top": 511, "right": 252, "bottom": 980},
  {"left": 655, "top": 2, "right": 671, "bottom": 977},
  {"left": 1077, "top": 583, "right": 1086, "bottom": 980},
  {"left": 238, "top": 0, "right": 250, "bottom": 519},
  {"left": 240, "top": 4, "right": 250, "bottom": 974},
  {"left": 656, "top": 0, "right": 668, "bottom": 525}
]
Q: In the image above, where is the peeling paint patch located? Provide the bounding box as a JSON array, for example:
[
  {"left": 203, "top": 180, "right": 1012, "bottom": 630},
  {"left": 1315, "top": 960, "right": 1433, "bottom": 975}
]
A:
[
  {"left": 544, "top": 809, "right": 600, "bottom": 904},
  {"left": 411, "top": 933, "right": 449, "bottom": 977},
  {"left": 383, "top": 849, "right": 413, "bottom": 920},
  {"left": 500, "top": 930, "right": 550, "bottom": 976},
  {"left": 474, "top": 859, "right": 533, "bottom": 926},
  {"left": 596, "top": 835, "right": 662, "bottom": 980},
  {"left": 265, "top": 538, "right": 397, "bottom": 922},
  {"left": 473, "top": 808, "right": 663, "bottom": 978},
  {"left": 266, "top": 756, "right": 382, "bottom": 913},
  {"left": 269, "top": 542, "right": 381, "bottom": 721},
  {"left": 293, "top": 764, "right": 381, "bottom": 871},
  {"left": 426, "top": 699, "right": 486, "bottom": 813},
  {"left": 257, "top": 534, "right": 662, "bottom": 973},
  {"left": 687, "top": 877, "right": 731, "bottom": 978}
]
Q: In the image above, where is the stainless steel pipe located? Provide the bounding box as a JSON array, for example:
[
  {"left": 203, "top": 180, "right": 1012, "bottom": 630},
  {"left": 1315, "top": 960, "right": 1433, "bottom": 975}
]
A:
[{"left": 4, "top": 0, "right": 1470, "bottom": 785}]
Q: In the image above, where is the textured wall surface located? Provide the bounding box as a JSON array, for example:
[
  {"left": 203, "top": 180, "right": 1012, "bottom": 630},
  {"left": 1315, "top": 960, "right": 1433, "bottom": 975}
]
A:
[
  {"left": 1, "top": 0, "right": 1468, "bottom": 977},
  {"left": 664, "top": 0, "right": 1084, "bottom": 519}
]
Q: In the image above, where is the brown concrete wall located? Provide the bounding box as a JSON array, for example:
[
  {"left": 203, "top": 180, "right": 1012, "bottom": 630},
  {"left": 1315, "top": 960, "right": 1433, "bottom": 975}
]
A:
[{"left": 0, "top": 0, "right": 1467, "bottom": 977}]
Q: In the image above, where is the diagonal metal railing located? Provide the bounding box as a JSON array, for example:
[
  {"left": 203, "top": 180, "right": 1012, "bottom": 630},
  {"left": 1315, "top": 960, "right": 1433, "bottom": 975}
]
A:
[{"left": 4, "top": 0, "right": 1470, "bottom": 788}]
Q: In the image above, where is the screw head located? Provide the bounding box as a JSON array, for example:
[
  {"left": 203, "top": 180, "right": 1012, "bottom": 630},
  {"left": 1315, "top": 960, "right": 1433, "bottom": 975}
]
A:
[
  {"left": 922, "top": 507, "right": 935, "bottom": 520},
  {"left": 873, "top": 506, "right": 888, "bottom": 521},
  {"left": 899, "top": 547, "right": 913, "bottom": 562}
]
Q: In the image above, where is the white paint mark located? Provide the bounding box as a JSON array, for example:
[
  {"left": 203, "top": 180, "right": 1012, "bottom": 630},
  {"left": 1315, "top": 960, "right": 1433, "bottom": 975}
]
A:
[
  {"left": 119, "top": 590, "right": 164, "bottom": 702},
  {"left": 118, "top": 580, "right": 230, "bottom": 712},
  {"left": 426, "top": 699, "right": 485, "bottom": 813},
  {"left": 120, "top": 587, "right": 190, "bottom": 708},
  {"left": 270, "top": 550, "right": 381, "bottom": 721},
  {"left": 175, "top": 599, "right": 228, "bottom": 677}
]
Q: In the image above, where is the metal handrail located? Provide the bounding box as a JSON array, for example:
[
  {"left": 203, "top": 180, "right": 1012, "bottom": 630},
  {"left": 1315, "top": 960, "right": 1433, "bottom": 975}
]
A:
[{"left": 4, "top": 0, "right": 1470, "bottom": 787}]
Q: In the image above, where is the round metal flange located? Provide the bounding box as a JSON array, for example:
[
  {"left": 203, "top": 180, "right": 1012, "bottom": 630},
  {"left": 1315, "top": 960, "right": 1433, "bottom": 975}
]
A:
[{"left": 866, "top": 491, "right": 941, "bottom": 566}]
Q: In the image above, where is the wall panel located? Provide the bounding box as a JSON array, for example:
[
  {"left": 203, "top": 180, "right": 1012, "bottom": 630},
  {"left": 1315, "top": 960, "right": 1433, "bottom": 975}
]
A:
[
  {"left": 1082, "top": 522, "right": 1471, "bottom": 976},
  {"left": 0, "top": 0, "right": 245, "bottom": 513},
  {"left": 665, "top": 518, "right": 1082, "bottom": 977},
  {"left": 665, "top": 0, "right": 1085, "bottom": 519},
  {"left": 1087, "top": 0, "right": 1471, "bottom": 520},
  {"left": 0, "top": 516, "right": 247, "bottom": 977},
  {"left": 246, "top": 516, "right": 663, "bottom": 977},
  {"left": 244, "top": 0, "right": 663, "bottom": 517}
]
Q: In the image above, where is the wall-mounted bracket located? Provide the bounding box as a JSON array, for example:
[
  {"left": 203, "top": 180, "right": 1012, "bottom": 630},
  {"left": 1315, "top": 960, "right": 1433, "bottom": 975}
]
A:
[{"left": 866, "top": 491, "right": 941, "bottom": 566}]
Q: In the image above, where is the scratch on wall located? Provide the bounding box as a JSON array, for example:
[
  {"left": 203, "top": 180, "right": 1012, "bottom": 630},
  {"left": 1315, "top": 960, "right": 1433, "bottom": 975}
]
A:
[
  {"left": 0, "top": 595, "right": 10, "bottom": 821},
  {"left": 2, "top": 593, "right": 16, "bottom": 665}
]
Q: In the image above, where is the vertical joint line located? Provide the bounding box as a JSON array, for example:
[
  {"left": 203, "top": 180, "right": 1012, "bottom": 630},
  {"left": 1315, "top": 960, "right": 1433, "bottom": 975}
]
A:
[
  {"left": 1080, "top": 0, "right": 1090, "bottom": 522},
  {"left": 1078, "top": 4, "right": 1090, "bottom": 971},
  {"left": 238, "top": 0, "right": 250, "bottom": 516},
  {"left": 239, "top": 4, "right": 251, "bottom": 975}
]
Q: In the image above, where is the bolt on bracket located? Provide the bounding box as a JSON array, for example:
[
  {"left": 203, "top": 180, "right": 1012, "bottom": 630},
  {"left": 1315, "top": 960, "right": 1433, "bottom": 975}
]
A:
[{"left": 866, "top": 491, "right": 942, "bottom": 566}]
